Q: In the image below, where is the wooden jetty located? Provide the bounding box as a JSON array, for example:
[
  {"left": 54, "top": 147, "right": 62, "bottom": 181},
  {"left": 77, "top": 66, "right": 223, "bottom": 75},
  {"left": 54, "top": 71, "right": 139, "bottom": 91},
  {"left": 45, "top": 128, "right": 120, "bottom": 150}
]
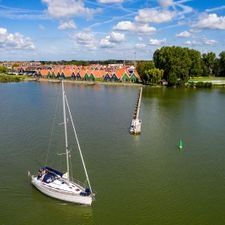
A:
[{"left": 130, "top": 87, "right": 142, "bottom": 135}]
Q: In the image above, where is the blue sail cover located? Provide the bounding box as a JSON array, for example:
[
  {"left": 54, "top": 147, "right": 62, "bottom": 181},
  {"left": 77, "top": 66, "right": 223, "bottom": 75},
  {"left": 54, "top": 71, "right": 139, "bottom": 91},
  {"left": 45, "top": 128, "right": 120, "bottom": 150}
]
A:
[
  {"left": 44, "top": 167, "right": 64, "bottom": 177},
  {"left": 43, "top": 173, "right": 55, "bottom": 183}
]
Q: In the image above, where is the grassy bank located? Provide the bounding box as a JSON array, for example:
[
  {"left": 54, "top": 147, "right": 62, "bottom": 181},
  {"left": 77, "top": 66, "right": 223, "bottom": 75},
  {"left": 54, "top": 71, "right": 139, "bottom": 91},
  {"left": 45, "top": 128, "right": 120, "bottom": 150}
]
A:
[
  {"left": 0, "top": 74, "right": 25, "bottom": 83},
  {"left": 188, "top": 77, "right": 225, "bottom": 87},
  {"left": 189, "top": 76, "right": 225, "bottom": 81}
]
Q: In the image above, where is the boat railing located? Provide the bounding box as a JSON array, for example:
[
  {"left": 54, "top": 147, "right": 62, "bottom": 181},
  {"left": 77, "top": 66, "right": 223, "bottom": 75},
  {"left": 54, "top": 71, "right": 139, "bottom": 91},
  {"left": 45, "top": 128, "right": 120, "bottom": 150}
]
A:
[
  {"left": 71, "top": 178, "right": 94, "bottom": 192},
  {"left": 72, "top": 178, "right": 96, "bottom": 198}
]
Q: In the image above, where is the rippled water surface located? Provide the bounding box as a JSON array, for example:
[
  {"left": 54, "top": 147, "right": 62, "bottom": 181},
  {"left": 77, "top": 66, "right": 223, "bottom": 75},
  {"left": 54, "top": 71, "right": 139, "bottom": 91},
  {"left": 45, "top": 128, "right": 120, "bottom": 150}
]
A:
[{"left": 0, "top": 82, "right": 225, "bottom": 225}]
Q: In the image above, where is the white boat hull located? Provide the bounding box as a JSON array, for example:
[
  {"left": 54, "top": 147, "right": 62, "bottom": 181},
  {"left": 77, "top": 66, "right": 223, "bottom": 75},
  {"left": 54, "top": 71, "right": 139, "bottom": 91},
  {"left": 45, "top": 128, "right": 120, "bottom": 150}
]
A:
[{"left": 31, "top": 176, "right": 93, "bottom": 206}]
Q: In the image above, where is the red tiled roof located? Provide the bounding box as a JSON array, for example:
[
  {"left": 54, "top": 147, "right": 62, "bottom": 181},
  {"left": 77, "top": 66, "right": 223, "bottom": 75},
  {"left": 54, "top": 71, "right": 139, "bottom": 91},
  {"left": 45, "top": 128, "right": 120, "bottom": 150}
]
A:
[
  {"left": 63, "top": 69, "right": 73, "bottom": 77},
  {"left": 79, "top": 70, "right": 87, "bottom": 77},
  {"left": 87, "top": 70, "right": 106, "bottom": 78},
  {"left": 40, "top": 69, "right": 49, "bottom": 76},
  {"left": 53, "top": 68, "right": 61, "bottom": 74},
  {"left": 115, "top": 68, "right": 127, "bottom": 79},
  {"left": 133, "top": 70, "right": 140, "bottom": 79}
]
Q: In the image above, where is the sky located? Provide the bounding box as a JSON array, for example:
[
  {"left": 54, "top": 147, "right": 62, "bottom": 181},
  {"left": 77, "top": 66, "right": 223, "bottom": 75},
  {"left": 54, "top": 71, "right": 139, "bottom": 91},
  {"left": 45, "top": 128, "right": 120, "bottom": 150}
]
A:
[{"left": 0, "top": 0, "right": 225, "bottom": 61}]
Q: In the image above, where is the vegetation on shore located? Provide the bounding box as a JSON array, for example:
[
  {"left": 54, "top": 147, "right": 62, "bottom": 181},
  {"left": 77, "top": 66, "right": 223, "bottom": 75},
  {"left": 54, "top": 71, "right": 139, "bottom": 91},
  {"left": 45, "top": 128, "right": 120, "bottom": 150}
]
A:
[
  {"left": 188, "top": 82, "right": 213, "bottom": 88},
  {"left": 0, "top": 75, "right": 25, "bottom": 82},
  {"left": 137, "top": 46, "right": 225, "bottom": 87},
  {"left": 189, "top": 76, "right": 225, "bottom": 81}
]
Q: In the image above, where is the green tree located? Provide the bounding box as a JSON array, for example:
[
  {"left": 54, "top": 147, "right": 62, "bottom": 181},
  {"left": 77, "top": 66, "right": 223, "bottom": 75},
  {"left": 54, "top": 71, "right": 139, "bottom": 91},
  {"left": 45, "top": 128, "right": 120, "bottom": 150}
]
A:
[
  {"left": 136, "top": 61, "right": 155, "bottom": 82},
  {"left": 218, "top": 51, "right": 225, "bottom": 77},
  {"left": 188, "top": 49, "right": 202, "bottom": 77},
  {"left": 12, "top": 63, "right": 20, "bottom": 69},
  {"left": 202, "top": 52, "right": 216, "bottom": 76},
  {"left": 153, "top": 46, "right": 192, "bottom": 86},
  {"left": 144, "top": 68, "right": 163, "bottom": 84},
  {"left": 213, "top": 58, "right": 220, "bottom": 77},
  {"left": 0, "top": 66, "right": 8, "bottom": 74}
]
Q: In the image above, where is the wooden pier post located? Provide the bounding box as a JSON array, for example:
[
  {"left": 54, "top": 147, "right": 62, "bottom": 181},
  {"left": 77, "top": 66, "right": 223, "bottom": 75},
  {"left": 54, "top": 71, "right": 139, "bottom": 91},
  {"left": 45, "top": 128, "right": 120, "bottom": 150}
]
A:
[{"left": 130, "top": 87, "right": 142, "bottom": 135}]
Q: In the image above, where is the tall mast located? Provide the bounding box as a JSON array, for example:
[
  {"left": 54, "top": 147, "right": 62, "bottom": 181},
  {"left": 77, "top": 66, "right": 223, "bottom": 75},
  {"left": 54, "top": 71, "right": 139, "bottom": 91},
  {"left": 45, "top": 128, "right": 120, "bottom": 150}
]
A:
[
  {"left": 62, "top": 81, "right": 70, "bottom": 180},
  {"left": 65, "top": 95, "right": 93, "bottom": 194}
]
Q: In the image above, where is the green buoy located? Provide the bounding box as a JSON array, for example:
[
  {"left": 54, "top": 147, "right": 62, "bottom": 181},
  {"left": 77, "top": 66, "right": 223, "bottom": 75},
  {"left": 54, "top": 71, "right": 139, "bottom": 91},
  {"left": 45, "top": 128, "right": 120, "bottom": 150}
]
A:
[{"left": 178, "top": 139, "right": 183, "bottom": 149}]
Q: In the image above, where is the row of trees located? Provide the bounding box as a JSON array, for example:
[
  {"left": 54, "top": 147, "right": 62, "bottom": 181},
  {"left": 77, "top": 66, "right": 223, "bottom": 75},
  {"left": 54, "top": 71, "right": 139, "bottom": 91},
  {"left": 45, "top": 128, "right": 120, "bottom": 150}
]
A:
[
  {"left": 40, "top": 59, "right": 134, "bottom": 66},
  {"left": 137, "top": 46, "right": 225, "bottom": 86}
]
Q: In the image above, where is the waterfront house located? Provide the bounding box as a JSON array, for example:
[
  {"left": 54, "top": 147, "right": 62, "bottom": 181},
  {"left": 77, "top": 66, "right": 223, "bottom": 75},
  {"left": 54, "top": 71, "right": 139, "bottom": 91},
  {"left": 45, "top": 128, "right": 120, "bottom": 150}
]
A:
[
  {"left": 40, "top": 69, "right": 48, "bottom": 78},
  {"left": 64, "top": 69, "right": 72, "bottom": 79},
  {"left": 130, "top": 72, "right": 139, "bottom": 82},
  {"left": 104, "top": 73, "right": 111, "bottom": 82},
  {"left": 115, "top": 68, "right": 130, "bottom": 82},
  {"left": 111, "top": 73, "right": 120, "bottom": 82}
]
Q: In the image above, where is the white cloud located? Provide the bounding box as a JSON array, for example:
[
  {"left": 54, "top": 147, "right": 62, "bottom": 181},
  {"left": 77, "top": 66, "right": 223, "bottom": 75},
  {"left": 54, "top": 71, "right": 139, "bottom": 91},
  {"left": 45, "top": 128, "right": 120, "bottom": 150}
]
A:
[
  {"left": 194, "top": 13, "right": 225, "bottom": 30},
  {"left": 113, "top": 21, "right": 135, "bottom": 31},
  {"left": 149, "top": 38, "right": 166, "bottom": 46},
  {"left": 97, "top": 0, "right": 123, "bottom": 3},
  {"left": 0, "top": 27, "right": 35, "bottom": 50},
  {"left": 185, "top": 40, "right": 197, "bottom": 46},
  {"left": 203, "top": 39, "right": 217, "bottom": 45},
  {"left": 58, "top": 20, "right": 76, "bottom": 30},
  {"left": 42, "top": 0, "right": 98, "bottom": 18},
  {"left": 99, "top": 38, "right": 114, "bottom": 48},
  {"left": 113, "top": 21, "right": 156, "bottom": 34},
  {"left": 137, "top": 24, "right": 156, "bottom": 34},
  {"left": 158, "top": 0, "right": 173, "bottom": 8},
  {"left": 135, "top": 43, "right": 146, "bottom": 48},
  {"left": 176, "top": 30, "right": 191, "bottom": 38},
  {"left": 135, "top": 8, "right": 174, "bottom": 23},
  {"left": 109, "top": 32, "right": 125, "bottom": 42},
  {"left": 73, "top": 31, "right": 96, "bottom": 49},
  {"left": 184, "top": 38, "right": 217, "bottom": 46},
  {"left": 99, "top": 32, "right": 125, "bottom": 48}
]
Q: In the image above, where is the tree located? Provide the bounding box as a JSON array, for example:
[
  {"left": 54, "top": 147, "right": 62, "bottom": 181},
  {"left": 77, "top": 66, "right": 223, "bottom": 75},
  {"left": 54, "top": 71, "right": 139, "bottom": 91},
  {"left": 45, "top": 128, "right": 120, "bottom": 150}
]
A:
[
  {"left": 143, "top": 68, "right": 164, "bottom": 84},
  {"left": 202, "top": 52, "right": 216, "bottom": 76},
  {"left": 12, "top": 63, "right": 20, "bottom": 69},
  {"left": 218, "top": 51, "right": 225, "bottom": 76},
  {"left": 136, "top": 61, "right": 155, "bottom": 83},
  {"left": 213, "top": 58, "right": 220, "bottom": 77},
  {"left": 153, "top": 46, "right": 192, "bottom": 86},
  {"left": 188, "top": 49, "right": 202, "bottom": 77},
  {"left": 0, "top": 66, "right": 8, "bottom": 74}
]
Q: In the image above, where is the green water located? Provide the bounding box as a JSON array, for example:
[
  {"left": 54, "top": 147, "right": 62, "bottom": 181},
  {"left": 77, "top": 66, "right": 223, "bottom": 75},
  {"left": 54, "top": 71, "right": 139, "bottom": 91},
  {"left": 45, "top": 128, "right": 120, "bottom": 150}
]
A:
[{"left": 0, "top": 82, "right": 225, "bottom": 225}]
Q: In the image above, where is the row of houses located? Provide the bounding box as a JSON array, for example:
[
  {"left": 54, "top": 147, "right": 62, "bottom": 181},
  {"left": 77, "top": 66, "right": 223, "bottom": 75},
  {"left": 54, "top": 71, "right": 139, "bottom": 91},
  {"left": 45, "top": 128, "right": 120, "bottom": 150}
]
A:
[
  {"left": 38, "top": 67, "right": 140, "bottom": 82},
  {"left": 10, "top": 63, "right": 131, "bottom": 73}
]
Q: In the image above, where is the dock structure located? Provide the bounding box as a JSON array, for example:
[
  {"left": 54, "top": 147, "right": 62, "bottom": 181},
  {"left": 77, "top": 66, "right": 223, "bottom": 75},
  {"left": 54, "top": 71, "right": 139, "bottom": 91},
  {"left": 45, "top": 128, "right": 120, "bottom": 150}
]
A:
[{"left": 130, "top": 87, "right": 142, "bottom": 135}]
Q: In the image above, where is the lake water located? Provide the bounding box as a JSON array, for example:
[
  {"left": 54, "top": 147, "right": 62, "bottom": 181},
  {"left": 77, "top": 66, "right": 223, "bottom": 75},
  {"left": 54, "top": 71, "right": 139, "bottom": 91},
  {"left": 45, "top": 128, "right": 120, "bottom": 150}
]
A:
[{"left": 0, "top": 81, "right": 225, "bottom": 225}]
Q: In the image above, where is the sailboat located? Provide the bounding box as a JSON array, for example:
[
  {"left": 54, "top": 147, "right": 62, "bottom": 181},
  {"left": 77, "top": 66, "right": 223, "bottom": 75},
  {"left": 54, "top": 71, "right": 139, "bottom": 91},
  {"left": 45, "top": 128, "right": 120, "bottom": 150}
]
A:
[{"left": 30, "top": 81, "right": 94, "bottom": 205}]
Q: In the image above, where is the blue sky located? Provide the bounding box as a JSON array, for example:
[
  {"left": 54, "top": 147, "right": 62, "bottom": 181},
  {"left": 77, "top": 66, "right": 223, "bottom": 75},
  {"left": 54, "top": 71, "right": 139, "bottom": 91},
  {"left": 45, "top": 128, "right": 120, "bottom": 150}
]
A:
[{"left": 0, "top": 0, "right": 225, "bottom": 61}]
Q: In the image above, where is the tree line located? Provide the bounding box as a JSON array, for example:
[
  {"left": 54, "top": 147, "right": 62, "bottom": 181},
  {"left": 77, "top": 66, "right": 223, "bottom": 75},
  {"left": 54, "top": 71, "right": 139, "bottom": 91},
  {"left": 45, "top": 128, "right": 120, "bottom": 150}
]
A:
[
  {"left": 40, "top": 59, "right": 134, "bottom": 66},
  {"left": 137, "top": 46, "right": 225, "bottom": 86}
]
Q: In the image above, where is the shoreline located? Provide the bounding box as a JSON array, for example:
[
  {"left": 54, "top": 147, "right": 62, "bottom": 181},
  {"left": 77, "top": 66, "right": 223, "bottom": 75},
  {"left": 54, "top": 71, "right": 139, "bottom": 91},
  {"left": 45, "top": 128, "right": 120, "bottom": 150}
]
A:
[
  {"left": 25, "top": 77, "right": 143, "bottom": 87},
  {"left": 2, "top": 77, "right": 224, "bottom": 88}
]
